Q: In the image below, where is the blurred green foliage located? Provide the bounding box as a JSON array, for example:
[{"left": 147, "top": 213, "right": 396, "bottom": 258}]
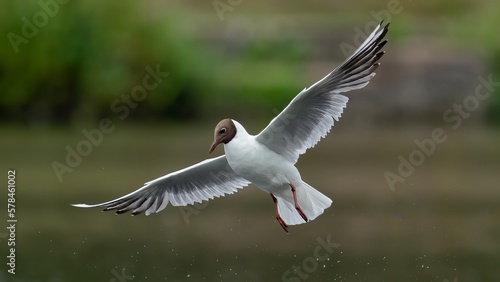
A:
[
  {"left": 444, "top": 3, "right": 500, "bottom": 125},
  {"left": 0, "top": 1, "right": 213, "bottom": 123},
  {"left": 0, "top": 1, "right": 307, "bottom": 124},
  {"left": 0, "top": 0, "right": 499, "bottom": 124}
]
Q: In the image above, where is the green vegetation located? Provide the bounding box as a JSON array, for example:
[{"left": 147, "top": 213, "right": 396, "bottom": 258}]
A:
[
  {"left": 0, "top": 1, "right": 211, "bottom": 122},
  {"left": 1, "top": 1, "right": 499, "bottom": 124},
  {"left": 0, "top": 1, "right": 307, "bottom": 124}
]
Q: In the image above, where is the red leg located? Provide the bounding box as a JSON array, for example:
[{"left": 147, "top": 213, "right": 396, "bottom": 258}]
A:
[
  {"left": 290, "top": 183, "right": 308, "bottom": 222},
  {"left": 270, "top": 193, "right": 289, "bottom": 233}
]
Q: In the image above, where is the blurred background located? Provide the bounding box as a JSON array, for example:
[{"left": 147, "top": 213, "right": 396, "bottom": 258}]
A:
[{"left": 1, "top": 0, "right": 499, "bottom": 281}]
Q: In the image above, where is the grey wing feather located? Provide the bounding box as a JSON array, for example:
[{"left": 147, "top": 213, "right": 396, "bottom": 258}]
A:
[
  {"left": 72, "top": 155, "right": 250, "bottom": 216},
  {"left": 256, "top": 22, "right": 389, "bottom": 163}
]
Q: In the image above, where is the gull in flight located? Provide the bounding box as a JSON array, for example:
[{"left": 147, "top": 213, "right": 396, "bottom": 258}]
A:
[{"left": 74, "top": 22, "right": 389, "bottom": 233}]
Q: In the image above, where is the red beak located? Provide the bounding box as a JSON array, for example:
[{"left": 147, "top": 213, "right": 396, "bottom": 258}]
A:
[{"left": 208, "top": 141, "right": 220, "bottom": 154}]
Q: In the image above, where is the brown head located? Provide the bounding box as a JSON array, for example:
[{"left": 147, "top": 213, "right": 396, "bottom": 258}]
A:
[{"left": 209, "top": 119, "right": 237, "bottom": 154}]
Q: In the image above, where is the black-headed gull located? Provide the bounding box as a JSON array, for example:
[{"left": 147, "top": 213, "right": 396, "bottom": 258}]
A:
[{"left": 74, "top": 22, "right": 389, "bottom": 233}]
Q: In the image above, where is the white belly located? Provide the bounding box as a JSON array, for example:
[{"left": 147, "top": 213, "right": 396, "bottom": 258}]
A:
[{"left": 224, "top": 135, "right": 301, "bottom": 193}]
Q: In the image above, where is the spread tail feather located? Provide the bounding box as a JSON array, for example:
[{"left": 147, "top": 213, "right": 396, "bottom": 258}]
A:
[{"left": 276, "top": 181, "right": 332, "bottom": 225}]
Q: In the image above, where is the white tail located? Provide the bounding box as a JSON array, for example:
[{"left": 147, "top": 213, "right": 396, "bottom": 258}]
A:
[{"left": 276, "top": 181, "right": 332, "bottom": 225}]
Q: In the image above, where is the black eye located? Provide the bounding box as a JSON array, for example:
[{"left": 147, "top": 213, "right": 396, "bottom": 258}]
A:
[{"left": 219, "top": 128, "right": 227, "bottom": 134}]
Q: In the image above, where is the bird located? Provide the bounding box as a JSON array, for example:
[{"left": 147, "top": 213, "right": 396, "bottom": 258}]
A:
[{"left": 73, "top": 22, "right": 389, "bottom": 233}]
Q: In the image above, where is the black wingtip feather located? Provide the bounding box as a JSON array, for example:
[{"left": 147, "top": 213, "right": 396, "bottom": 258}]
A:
[
  {"left": 378, "top": 25, "right": 389, "bottom": 41},
  {"left": 378, "top": 39, "right": 388, "bottom": 48},
  {"left": 374, "top": 51, "right": 385, "bottom": 61}
]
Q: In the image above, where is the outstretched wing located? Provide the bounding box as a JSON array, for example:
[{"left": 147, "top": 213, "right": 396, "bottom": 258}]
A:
[
  {"left": 256, "top": 22, "right": 389, "bottom": 163},
  {"left": 73, "top": 155, "right": 250, "bottom": 215}
]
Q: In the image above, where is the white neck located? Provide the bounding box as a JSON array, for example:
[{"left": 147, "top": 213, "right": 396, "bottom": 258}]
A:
[{"left": 231, "top": 119, "right": 251, "bottom": 139}]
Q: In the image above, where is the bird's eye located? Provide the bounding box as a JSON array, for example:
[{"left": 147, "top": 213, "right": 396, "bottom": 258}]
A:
[{"left": 219, "top": 128, "right": 227, "bottom": 134}]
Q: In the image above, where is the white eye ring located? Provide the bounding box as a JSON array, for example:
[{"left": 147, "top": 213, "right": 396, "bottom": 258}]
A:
[{"left": 219, "top": 128, "right": 227, "bottom": 134}]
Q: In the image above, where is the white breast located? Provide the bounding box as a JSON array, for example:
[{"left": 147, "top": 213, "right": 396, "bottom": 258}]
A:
[{"left": 223, "top": 121, "right": 301, "bottom": 192}]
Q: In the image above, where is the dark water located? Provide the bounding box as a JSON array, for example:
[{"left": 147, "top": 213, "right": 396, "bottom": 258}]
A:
[{"left": 1, "top": 124, "right": 499, "bottom": 282}]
